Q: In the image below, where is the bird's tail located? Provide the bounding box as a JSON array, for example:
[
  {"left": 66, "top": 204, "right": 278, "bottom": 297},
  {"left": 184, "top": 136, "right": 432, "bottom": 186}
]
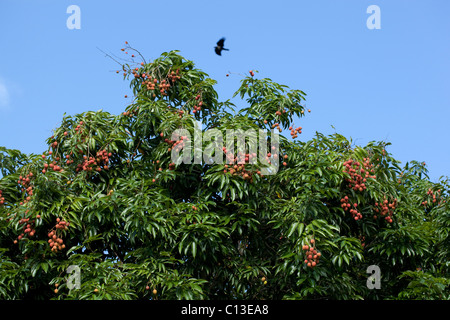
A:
[{"left": 223, "top": 48, "right": 229, "bottom": 51}]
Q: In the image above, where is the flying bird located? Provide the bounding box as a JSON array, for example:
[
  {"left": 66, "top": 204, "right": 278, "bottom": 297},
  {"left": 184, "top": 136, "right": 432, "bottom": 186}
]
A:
[{"left": 214, "top": 37, "right": 229, "bottom": 56}]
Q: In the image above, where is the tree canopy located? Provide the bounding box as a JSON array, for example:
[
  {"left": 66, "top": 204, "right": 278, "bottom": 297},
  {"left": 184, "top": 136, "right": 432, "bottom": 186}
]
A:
[{"left": 0, "top": 49, "right": 449, "bottom": 300}]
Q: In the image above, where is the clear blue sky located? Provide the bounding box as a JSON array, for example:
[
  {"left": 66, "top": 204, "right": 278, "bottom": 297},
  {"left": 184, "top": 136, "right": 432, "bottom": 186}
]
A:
[{"left": 0, "top": 0, "right": 449, "bottom": 182}]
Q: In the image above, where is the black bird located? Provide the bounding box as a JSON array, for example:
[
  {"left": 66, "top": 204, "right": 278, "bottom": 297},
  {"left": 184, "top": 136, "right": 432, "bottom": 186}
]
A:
[{"left": 214, "top": 37, "right": 229, "bottom": 56}]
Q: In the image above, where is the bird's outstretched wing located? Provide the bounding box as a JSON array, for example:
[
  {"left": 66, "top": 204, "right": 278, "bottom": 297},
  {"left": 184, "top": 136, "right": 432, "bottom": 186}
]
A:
[
  {"left": 216, "top": 38, "right": 226, "bottom": 47},
  {"left": 215, "top": 47, "right": 222, "bottom": 55}
]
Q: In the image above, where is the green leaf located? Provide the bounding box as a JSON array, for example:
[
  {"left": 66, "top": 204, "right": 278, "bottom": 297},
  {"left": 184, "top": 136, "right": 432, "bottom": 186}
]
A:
[
  {"left": 287, "top": 222, "right": 299, "bottom": 237},
  {"left": 192, "top": 242, "right": 197, "bottom": 258},
  {"left": 40, "top": 262, "right": 49, "bottom": 273}
]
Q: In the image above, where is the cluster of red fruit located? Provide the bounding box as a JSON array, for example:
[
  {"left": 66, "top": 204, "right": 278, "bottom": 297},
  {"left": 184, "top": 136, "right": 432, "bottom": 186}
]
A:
[
  {"left": 43, "top": 160, "right": 63, "bottom": 173},
  {"left": 343, "top": 158, "right": 376, "bottom": 192},
  {"left": 125, "top": 63, "right": 181, "bottom": 97},
  {"left": 229, "top": 149, "right": 258, "bottom": 165},
  {"left": 288, "top": 125, "right": 302, "bottom": 139},
  {"left": 74, "top": 121, "right": 84, "bottom": 134},
  {"left": 282, "top": 154, "right": 288, "bottom": 167},
  {"left": 192, "top": 94, "right": 203, "bottom": 113},
  {"left": 168, "top": 162, "right": 176, "bottom": 170},
  {"left": 13, "top": 213, "right": 36, "bottom": 244},
  {"left": 150, "top": 159, "right": 175, "bottom": 174},
  {"left": 274, "top": 109, "right": 287, "bottom": 116},
  {"left": 263, "top": 151, "right": 274, "bottom": 165},
  {"left": 139, "top": 75, "right": 156, "bottom": 93},
  {"left": 48, "top": 218, "right": 69, "bottom": 252},
  {"left": 157, "top": 79, "right": 171, "bottom": 96},
  {"left": 422, "top": 188, "right": 442, "bottom": 206},
  {"left": 51, "top": 139, "right": 59, "bottom": 149},
  {"left": 224, "top": 163, "right": 257, "bottom": 182},
  {"left": 140, "top": 76, "right": 155, "bottom": 90},
  {"left": 373, "top": 198, "right": 397, "bottom": 223},
  {"left": 340, "top": 196, "right": 362, "bottom": 220},
  {"left": 0, "top": 189, "right": 4, "bottom": 205},
  {"left": 270, "top": 122, "right": 283, "bottom": 133},
  {"left": 75, "top": 149, "right": 112, "bottom": 173},
  {"left": 222, "top": 148, "right": 261, "bottom": 182},
  {"left": 145, "top": 285, "right": 158, "bottom": 295},
  {"left": 65, "top": 151, "right": 75, "bottom": 165},
  {"left": 171, "top": 108, "right": 185, "bottom": 118},
  {"left": 263, "top": 120, "right": 303, "bottom": 140},
  {"left": 359, "top": 235, "right": 366, "bottom": 249},
  {"left": 167, "top": 134, "right": 189, "bottom": 153},
  {"left": 123, "top": 107, "right": 139, "bottom": 118},
  {"left": 263, "top": 150, "right": 288, "bottom": 167},
  {"left": 168, "top": 69, "right": 181, "bottom": 82},
  {"left": 302, "top": 239, "right": 321, "bottom": 268},
  {"left": 120, "top": 42, "right": 132, "bottom": 55},
  {"left": 18, "top": 173, "right": 34, "bottom": 205}
]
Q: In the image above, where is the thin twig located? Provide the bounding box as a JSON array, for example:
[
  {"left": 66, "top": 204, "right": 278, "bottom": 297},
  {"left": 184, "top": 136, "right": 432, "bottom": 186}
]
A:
[{"left": 96, "top": 47, "right": 124, "bottom": 67}]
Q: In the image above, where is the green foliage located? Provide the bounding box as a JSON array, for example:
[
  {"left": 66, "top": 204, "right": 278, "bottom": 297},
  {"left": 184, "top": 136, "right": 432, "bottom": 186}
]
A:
[
  {"left": 397, "top": 270, "right": 450, "bottom": 300},
  {"left": 0, "top": 50, "right": 449, "bottom": 300}
]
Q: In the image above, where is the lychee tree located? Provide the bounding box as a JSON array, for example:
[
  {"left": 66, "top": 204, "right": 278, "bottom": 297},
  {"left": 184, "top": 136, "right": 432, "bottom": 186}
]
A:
[{"left": 0, "top": 48, "right": 449, "bottom": 300}]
